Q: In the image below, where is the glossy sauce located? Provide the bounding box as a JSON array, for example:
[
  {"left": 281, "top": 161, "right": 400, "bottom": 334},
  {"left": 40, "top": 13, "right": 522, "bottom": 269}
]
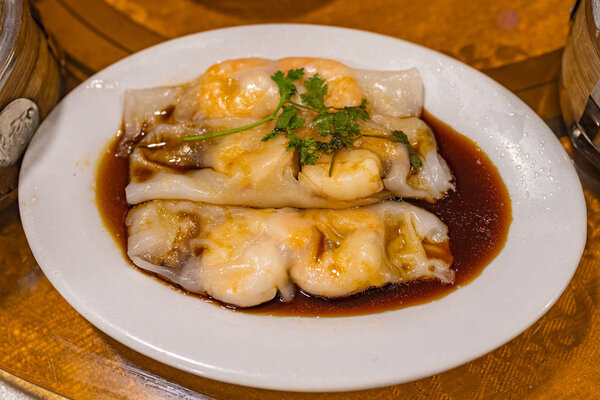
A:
[{"left": 96, "top": 111, "right": 512, "bottom": 317}]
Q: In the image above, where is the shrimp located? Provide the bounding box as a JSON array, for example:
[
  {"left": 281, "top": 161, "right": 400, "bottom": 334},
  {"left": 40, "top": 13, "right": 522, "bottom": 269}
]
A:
[
  {"left": 298, "top": 149, "right": 384, "bottom": 201},
  {"left": 196, "top": 58, "right": 280, "bottom": 119},
  {"left": 290, "top": 209, "right": 390, "bottom": 298},
  {"left": 199, "top": 210, "right": 313, "bottom": 307}
]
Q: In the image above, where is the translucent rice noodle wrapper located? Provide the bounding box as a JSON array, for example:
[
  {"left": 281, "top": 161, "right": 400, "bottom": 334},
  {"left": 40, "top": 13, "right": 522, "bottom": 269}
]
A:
[
  {"left": 119, "top": 58, "right": 455, "bottom": 207},
  {"left": 126, "top": 200, "right": 454, "bottom": 307}
]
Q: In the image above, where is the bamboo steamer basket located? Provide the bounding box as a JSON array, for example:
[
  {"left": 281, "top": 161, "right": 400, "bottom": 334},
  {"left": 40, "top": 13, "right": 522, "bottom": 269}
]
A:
[
  {"left": 561, "top": 0, "right": 600, "bottom": 173},
  {"left": 0, "top": 0, "right": 61, "bottom": 211}
]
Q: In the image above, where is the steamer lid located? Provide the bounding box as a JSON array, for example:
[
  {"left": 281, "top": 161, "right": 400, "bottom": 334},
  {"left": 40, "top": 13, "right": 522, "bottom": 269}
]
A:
[{"left": 590, "top": 0, "right": 600, "bottom": 52}]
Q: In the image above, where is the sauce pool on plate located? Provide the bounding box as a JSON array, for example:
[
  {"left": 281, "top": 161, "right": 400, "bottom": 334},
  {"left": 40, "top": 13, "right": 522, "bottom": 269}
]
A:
[{"left": 96, "top": 111, "right": 512, "bottom": 317}]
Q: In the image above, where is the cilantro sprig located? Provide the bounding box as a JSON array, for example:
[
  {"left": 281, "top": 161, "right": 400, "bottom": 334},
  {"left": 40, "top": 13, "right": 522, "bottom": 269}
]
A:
[
  {"left": 265, "top": 74, "right": 369, "bottom": 169},
  {"left": 362, "top": 131, "right": 424, "bottom": 171},
  {"left": 182, "top": 69, "right": 423, "bottom": 174}
]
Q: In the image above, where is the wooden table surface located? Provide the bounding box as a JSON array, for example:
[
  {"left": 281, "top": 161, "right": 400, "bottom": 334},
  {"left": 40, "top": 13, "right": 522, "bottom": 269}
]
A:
[{"left": 2, "top": 0, "right": 600, "bottom": 398}]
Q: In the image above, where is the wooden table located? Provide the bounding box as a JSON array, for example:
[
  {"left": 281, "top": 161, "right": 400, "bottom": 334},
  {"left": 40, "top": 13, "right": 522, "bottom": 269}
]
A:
[{"left": 2, "top": 0, "right": 599, "bottom": 398}]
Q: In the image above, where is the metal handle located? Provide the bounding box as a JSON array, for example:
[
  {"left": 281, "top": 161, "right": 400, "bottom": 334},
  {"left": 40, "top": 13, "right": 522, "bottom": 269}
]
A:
[
  {"left": 574, "top": 80, "right": 600, "bottom": 171},
  {"left": 0, "top": 98, "right": 39, "bottom": 212}
]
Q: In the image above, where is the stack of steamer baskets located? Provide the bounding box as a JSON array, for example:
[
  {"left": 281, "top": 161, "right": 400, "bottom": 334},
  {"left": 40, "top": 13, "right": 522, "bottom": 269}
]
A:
[
  {"left": 561, "top": 0, "right": 600, "bottom": 173},
  {"left": 0, "top": 0, "right": 61, "bottom": 211}
]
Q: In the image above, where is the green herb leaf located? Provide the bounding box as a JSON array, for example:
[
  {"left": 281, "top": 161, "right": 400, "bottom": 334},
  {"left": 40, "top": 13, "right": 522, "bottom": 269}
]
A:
[
  {"left": 391, "top": 130, "right": 423, "bottom": 171},
  {"left": 262, "top": 106, "right": 305, "bottom": 142},
  {"left": 341, "top": 99, "right": 369, "bottom": 121},
  {"left": 328, "top": 149, "right": 340, "bottom": 176},
  {"left": 360, "top": 130, "right": 423, "bottom": 171},
  {"left": 301, "top": 74, "right": 328, "bottom": 110},
  {"left": 313, "top": 113, "right": 334, "bottom": 137},
  {"left": 311, "top": 99, "right": 369, "bottom": 138},
  {"left": 261, "top": 131, "right": 279, "bottom": 142},
  {"left": 275, "top": 106, "right": 300, "bottom": 129},
  {"left": 286, "top": 134, "right": 326, "bottom": 165},
  {"left": 286, "top": 68, "right": 305, "bottom": 81},
  {"left": 271, "top": 68, "right": 305, "bottom": 105}
]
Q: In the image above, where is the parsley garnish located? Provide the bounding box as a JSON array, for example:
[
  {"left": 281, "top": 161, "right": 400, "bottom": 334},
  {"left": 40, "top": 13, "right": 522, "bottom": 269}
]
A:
[
  {"left": 301, "top": 74, "right": 328, "bottom": 110},
  {"left": 362, "top": 131, "right": 423, "bottom": 171},
  {"left": 286, "top": 134, "right": 324, "bottom": 165},
  {"left": 182, "top": 69, "right": 423, "bottom": 174},
  {"left": 391, "top": 130, "right": 424, "bottom": 171}
]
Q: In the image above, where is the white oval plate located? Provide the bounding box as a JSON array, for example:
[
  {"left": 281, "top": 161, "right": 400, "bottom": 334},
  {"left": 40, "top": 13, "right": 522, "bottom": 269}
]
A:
[{"left": 19, "top": 24, "right": 586, "bottom": 392}]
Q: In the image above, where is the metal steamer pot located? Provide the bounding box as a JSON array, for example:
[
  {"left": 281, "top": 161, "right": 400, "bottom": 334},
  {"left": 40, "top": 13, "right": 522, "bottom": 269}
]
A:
[
  {"left": 0, "top": 0, "right": 61, "bottom": 211},
  {"left": 561, "top": 0, "right": 600, "bottom": 173}
]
